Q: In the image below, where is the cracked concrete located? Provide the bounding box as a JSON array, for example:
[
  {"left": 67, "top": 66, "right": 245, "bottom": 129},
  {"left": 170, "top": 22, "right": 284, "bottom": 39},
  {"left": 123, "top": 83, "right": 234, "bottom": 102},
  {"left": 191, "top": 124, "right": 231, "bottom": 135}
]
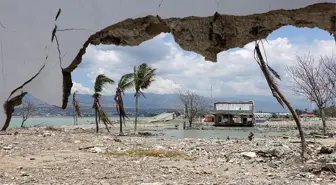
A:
[
  {"left": 2, "top": 2, "right": 336, "bottom": 130},
  {"left": 69, "top": 3, "right": 335, "bottom": 64}
]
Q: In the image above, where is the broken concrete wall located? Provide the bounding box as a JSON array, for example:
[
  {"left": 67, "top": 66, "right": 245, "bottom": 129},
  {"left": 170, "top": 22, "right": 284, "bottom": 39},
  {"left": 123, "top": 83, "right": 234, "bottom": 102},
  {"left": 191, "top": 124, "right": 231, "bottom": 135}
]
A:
[{"left": 0, "top": 0, "right": 335, "bottom": 129}]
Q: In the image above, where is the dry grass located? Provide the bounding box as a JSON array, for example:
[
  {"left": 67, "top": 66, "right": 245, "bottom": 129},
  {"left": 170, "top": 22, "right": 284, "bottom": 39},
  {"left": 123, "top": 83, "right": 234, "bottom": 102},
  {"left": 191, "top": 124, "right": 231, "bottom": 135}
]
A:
[
  {"left": 44, "top": 126, "right": 62, "bottom": 131},
  {"left": 105, "top": 149, "right": 186, "bottom": 157}
]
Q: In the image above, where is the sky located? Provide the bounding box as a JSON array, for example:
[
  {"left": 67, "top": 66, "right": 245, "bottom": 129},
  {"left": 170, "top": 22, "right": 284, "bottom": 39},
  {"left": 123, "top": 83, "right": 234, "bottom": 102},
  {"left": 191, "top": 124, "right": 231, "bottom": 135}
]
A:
[{"left": 71, "top": 26, "right": 336, "bottom": 101}]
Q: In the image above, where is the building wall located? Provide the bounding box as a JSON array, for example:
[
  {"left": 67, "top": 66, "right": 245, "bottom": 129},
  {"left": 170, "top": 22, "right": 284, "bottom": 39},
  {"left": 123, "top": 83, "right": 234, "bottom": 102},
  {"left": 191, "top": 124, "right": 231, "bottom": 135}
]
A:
[
  {"left": 278, "top": 113, "right": 291, "bottom": 116},
  {"left": 215, "top": 104, "right": 252, "bottom": 111}
]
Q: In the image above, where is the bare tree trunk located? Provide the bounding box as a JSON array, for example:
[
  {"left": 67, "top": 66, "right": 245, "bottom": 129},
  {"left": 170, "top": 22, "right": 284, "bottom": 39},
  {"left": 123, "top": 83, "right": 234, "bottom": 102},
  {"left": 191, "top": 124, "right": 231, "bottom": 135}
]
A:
[
  {"left": 95, "top": 107, "right": 99, "bottom": 133},
  {"left": 134, "top": 95, "right": 139, "bottom": 133},
  {"left": 21, "top": 119, "right": 26, "bottom": 128},
  {"left": 255, "top": 45, "right": 306, "bottom": 158},
  {"left": 321, "top": 108, "right": 327, "bottom": 135},
  {"left": 183, "top": 106, "right": 187, "bottom": 130},
  {"left": 73, "top": 107, "right": 76, "bottom": 125},
  {"left": 275, "top": 86, "right": 307, "bottom": 157},
  {"left": 21, "top": 113, "right": 25, "bottom": 127},
  {"left": 119, "top": 112, "right": 124, "bottom": 135}
]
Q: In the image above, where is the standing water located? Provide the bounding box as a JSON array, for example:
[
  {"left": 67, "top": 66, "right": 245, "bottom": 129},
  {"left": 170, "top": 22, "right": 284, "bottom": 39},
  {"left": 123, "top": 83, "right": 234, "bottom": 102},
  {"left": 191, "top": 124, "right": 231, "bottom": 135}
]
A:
[{"left": 9, "top": 116, "right": 301, "bottom": 140}]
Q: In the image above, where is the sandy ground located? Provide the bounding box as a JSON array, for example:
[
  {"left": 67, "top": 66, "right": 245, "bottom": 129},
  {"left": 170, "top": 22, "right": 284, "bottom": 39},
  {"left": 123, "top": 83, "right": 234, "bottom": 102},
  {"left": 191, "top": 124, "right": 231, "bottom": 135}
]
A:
[{"left": 0, "top": 122, "right": 336, "bottom": 185}]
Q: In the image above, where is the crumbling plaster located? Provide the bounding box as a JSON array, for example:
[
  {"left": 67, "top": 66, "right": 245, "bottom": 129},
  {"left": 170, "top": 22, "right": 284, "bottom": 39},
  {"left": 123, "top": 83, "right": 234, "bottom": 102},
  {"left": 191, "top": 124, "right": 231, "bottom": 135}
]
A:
[{"left": 0, "top": 0, "right": 335, "bottom": 130}]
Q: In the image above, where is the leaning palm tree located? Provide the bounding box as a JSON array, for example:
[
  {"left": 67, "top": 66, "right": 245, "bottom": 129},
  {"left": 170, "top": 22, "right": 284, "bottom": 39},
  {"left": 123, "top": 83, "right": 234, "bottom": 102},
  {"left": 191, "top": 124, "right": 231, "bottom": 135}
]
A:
[
  {"left": 114, "top": 73, "right": 134, "bottom": 135},
  {"left": 254, "top": 40, "right": 306, "bottom": 158},
  {"left": 133, "top": 63, "right": 156, "bottom": 133},
  {"left": 72, "top": 90, "right": 82, "bottom": 125},
  {"left": 92, "top": 74, "right": 114, "bottom": 133}
]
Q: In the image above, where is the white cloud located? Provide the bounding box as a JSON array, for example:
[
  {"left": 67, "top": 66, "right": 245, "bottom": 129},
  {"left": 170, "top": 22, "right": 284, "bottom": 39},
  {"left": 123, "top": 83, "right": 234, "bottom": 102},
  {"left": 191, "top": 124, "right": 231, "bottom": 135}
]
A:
[
  {"left": 73, "top": 32, "right": 336, "bottom": 99},
  {"left": 145, "top": 76, "right": 181, "bottom": 94},
  {"left": 72, "top": 81, "right": 93, "bottom": 94}
]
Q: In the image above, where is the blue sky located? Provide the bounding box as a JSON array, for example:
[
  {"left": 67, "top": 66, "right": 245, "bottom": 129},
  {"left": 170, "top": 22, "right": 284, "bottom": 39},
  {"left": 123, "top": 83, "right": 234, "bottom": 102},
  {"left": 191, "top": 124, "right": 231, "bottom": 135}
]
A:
[
  {"left": 72, "top": 26, "right": 335, "bottom": 102},
  {"left": 268, "top": 26, "right": 332, "bottom": 44}
]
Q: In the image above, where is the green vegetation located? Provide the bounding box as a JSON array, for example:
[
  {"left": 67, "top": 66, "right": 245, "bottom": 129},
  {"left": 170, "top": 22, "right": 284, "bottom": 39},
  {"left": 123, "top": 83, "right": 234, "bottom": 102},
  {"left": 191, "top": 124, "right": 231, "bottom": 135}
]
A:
[
  {"left": 295, "top": 108, "right": 308, "bottom": 115},
  {"left": 314, "top": 106, "right": 336, "bottom": 118},
  {"left": 90, "top": 63, "right": 156, "bottom": 134},
  {"left": 115, "top": 73, "right": 134, "bottom": 135},
  {"left": 271, "top": 113, "right": 278, "bottom": 119},
  {"left": 133, "top": 63, "right": 156, "bottom": 133},
  {"left": 92, "top": 74, "right": 114, "bottom": 133}
]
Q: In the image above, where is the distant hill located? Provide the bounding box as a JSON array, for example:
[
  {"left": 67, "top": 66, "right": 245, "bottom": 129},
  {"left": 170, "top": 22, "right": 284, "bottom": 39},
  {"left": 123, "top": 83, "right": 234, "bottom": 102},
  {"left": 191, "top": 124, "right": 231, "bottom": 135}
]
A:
[{"left": 24, "top": 93, "right": 311, "bottom": 112}]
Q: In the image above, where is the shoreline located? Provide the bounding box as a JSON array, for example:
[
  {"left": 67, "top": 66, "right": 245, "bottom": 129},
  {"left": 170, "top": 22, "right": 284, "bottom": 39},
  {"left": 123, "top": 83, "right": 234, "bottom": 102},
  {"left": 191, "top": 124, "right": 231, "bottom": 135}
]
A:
[{"left": 7, "top": 120, "right": 336, "bottom": 139}]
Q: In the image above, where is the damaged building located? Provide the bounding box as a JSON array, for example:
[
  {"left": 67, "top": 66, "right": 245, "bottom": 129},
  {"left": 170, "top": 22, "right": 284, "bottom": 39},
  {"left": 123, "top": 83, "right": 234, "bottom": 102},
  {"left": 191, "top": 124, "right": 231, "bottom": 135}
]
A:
[{"left": 211, "top": 101, "right": 255, "bottom": 127}]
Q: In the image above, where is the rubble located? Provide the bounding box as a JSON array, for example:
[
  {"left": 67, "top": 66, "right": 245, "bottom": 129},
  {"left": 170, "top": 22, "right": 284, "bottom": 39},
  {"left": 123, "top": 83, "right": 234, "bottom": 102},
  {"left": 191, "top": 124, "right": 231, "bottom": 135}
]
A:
[
  {"left": 322, "top": 163, "right": 336, "bottom": 172},
  {"left": 138, "top": 131, "right": 157, "bottom": 137},
  {"left": 256, "top": 148, "right": 282, "bottom": 158},
  {"left": 0, "top": 125, "right": 335, "bottom": 184},
  {"left": 241, "top": 152, "right": 257, "bottom": 159},
  {"left": 89, "top": 147, "right": 107, "bottom": 153},
  {"left": 320, "top": 146, "right": 334, "bottom": 154},
  {"left": 2, "top": 145, "right": 13, "bottom": 150}
]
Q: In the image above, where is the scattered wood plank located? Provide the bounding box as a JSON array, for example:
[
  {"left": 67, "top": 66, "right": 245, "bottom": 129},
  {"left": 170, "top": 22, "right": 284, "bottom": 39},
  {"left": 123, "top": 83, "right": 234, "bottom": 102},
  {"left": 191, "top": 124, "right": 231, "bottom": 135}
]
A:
[{"left": 78, "top": 146, "right": 95, "bottom": 150}]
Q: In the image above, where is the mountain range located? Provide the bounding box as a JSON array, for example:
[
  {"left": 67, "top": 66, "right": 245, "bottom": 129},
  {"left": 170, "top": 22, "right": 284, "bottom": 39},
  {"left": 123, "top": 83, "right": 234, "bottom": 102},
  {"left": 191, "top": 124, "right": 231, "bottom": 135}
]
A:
[{"left": 24, "top": 93, "right": 312, "bottom": 112}]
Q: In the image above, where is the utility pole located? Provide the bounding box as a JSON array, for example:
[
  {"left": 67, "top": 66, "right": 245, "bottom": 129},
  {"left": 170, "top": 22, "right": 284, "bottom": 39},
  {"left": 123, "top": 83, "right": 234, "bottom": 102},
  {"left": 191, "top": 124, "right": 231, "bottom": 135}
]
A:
[{"left": 210, "top": 85, "right": 213, "bottom": 106}]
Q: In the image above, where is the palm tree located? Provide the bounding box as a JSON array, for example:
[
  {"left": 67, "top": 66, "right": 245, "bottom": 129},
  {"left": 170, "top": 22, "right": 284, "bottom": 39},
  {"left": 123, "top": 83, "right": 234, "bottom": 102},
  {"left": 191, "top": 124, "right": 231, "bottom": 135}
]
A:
[
  {"left": 114, "top": 73, "right": 134, "bottom": 135},
  {"left": 254, "top": 41, "right": 306, "bottom": 158},
  {"left": 133, "top": 63, "right": 156, "bottom": 133},
  {"left": 92, "top": 74, "right": 114, "bottom": 133},
  {"left": 72, "top": 90, "right": 82, "bottom": 125}
]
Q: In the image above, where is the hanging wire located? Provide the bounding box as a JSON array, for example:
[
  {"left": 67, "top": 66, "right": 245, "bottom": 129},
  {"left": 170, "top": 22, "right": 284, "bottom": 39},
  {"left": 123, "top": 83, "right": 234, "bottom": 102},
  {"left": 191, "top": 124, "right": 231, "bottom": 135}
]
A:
[
  {"left": 158, "top": 0, "right": 164, "bottom": 8},
  {"left": 132, "top": 0, "right": 163, "bottom": 19},
  {"left": 155, "top": 0, "right": 164, "bottom": 16}
]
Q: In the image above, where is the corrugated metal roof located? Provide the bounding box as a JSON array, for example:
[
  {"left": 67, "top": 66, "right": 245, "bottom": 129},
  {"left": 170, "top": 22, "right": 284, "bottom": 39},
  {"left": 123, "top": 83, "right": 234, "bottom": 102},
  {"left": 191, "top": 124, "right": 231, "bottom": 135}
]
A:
[
  {"left": 214, "top": 101, "right": 254, "bottom": 104},
  {"left": 210, "top": 110, "right": 253, "bottom": 116}
]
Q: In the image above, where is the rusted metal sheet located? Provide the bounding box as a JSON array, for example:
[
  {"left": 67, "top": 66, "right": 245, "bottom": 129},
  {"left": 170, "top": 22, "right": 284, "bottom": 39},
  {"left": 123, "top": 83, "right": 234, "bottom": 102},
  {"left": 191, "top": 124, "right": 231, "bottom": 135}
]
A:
[{"left": 215, "top": 101, "right": 253, "bottom": 111}]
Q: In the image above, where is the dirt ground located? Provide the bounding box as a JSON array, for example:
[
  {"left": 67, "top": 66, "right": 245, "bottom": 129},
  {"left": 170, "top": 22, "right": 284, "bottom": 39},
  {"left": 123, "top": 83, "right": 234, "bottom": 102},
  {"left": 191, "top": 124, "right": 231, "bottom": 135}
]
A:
[{"left": 0, "top": 124, "right": 336, "bottom": 185}]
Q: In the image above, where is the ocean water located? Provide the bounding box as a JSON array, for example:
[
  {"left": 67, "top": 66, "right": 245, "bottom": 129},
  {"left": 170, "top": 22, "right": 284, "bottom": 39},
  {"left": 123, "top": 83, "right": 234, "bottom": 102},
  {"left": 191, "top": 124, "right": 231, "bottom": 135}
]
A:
[
  {"left": 9, "top": 116, "right": 145, "bottom": 128},
  {"left": 10, "top": 116, "right": 94, "bottom": 127},
  {"left": 9, "top": 116, "right": 300, "bottom": 140}
]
